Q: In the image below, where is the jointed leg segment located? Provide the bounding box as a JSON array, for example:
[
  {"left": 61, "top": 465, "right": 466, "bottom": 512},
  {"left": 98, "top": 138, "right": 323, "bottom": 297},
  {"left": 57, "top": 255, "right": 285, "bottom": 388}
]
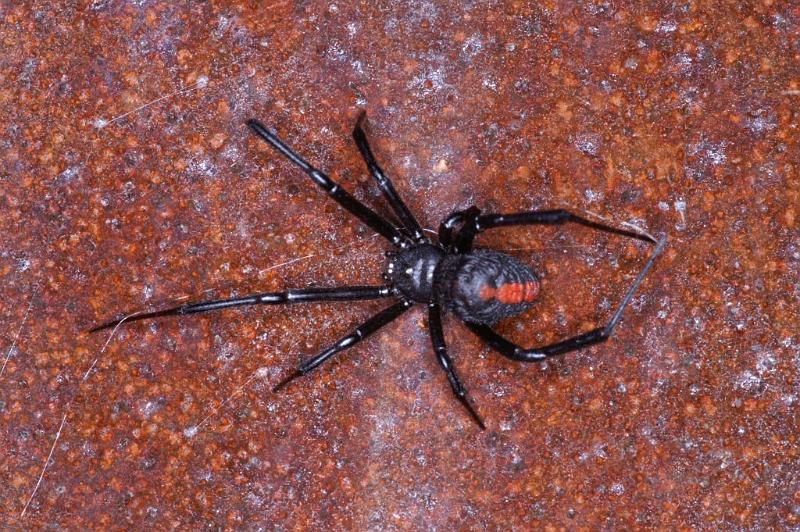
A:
[
  {"left": 273, "top": 299, "right": 413, "bottom": 392},
  {"left": 465, "top": 323, "right": 609, "bottom": 362},
  {"left": 90, "top": 114, "right": 666, "bottom": 432},
  {"left": 453, "top": 208, "right": 657, "bottom": 253},
  {"left": 353, "top": 112, "right": 427, "bottom": 243},
  {"left": 438, "top": 206, "right": 481, "bottom": 251},
  {"left": 428, "top": 303, "right": 486, "bottom": 429},
  {"left": 454, "top": 207, "right": 665, "bottom": 362},
  {"left": 247, "top": 119, "right": 407, "bottom": 248},
  {"left": 89, "top": 285, "right": 394, "bottom": 332},
  {"left": 468, "top": 236, "right": 665, "bottom": 361}
]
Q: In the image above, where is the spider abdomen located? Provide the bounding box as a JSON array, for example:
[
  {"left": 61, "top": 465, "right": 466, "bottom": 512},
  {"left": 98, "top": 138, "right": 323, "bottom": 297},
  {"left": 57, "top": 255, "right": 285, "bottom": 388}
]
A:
[{"left": 436, "top": 249, "right": 539, "bottom": 325}]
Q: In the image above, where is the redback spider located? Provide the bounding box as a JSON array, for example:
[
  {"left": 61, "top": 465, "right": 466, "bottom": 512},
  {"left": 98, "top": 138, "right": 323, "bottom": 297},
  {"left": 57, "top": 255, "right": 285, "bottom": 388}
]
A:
[{"left": 92, "top": 111, "right": 665, "bottom": 430}]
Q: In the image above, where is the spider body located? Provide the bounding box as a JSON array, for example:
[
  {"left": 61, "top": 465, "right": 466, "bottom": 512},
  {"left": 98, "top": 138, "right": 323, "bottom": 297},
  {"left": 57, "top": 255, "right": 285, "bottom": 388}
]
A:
[
  {"left": 91, "top": 111, "right": 665, "bottom": 430},
  {"left": 385, "top": 243, "right": 443, "bottom": 302},
  {"left": 436, "top": 249, "right": 539, "bottom": 326},
  {"left": 387, "top": 243, "right": 538, "bottom": 325}
]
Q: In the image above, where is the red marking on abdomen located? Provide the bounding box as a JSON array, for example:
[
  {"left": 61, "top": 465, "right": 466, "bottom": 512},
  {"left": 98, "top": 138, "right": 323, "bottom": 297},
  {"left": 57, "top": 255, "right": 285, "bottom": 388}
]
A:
[
  {"left": 479, "top": 281, "right": 539, "bottom": 304},
  {"left": 478, "top": 284, "right": 495, "bottom": 300}
]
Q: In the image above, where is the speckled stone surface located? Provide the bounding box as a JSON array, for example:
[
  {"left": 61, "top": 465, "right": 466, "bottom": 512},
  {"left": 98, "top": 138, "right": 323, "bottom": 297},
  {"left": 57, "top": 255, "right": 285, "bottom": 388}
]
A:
[{"left": 2, "top": 1, "right": 798, "bottom": 529}]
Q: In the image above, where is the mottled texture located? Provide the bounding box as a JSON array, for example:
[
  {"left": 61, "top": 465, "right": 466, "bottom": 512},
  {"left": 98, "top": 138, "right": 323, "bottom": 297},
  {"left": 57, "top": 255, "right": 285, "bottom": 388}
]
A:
[
  {"left": 438, "top": 249, "right": 539, "bottom": 325},
  {"left": 1, "top": 1, "right": 798, "bottom": 529}
]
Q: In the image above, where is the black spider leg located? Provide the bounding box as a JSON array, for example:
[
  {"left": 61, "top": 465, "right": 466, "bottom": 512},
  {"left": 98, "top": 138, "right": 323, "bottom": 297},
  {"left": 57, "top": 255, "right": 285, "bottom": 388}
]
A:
[
  {"left": 466, "top": 236, "right": 666, "bottom": 361},
  {"left": 428, "top": 303, "right": 486, "bottom": 430},
  {"left": 273, "top": 299, "right": 413, "bottom": 392},
  {"left": 438, "top": 206, "right": 481, "bottom": 251},
  {"left": 247, "top": 119, "right": 408, "bottom": 248},
  {"left": 453, "top": 208, "right": 657, "bottom": 253},
  {"left": 352, "top": 112, "right": 427, "bottom": 243},
  {"left": 89, "top": 286, "right": 394, "bottom": 332}
]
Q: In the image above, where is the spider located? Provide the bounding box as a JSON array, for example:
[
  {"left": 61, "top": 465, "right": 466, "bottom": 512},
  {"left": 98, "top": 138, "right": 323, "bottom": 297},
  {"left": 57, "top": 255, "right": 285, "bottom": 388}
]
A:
[{"left": 91, "top": 111, "right": 665, "bottom": 430}]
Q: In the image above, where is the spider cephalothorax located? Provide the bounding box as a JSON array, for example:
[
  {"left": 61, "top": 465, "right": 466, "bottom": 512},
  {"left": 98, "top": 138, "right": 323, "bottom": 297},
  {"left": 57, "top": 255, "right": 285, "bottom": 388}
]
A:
[
  {"left": 92, "top": 111, "right": 665, "bottom": 430},
  {"left": 385, "top": 243, "right": 443, "bottom": 302}
]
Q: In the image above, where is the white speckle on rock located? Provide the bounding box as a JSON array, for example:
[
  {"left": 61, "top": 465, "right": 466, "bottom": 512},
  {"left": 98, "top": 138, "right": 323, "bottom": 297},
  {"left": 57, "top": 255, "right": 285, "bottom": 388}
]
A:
[
  {"left": 573, "top": 132, "right": 601, "bottom": 156},
  {"left": 755, "top": 349, "right": 776, "bottom": 375},
  {"left": 689, "top": 138, "right": 727, "bottom": 166},
  {"left": 183, "top": 426, "right": 198, "bottom": 438},
  {"left": 214, "top": 15, "right": 232, "bottom": 39},
  {"left": 584, "top": 189, "right": 604, "bottom": 203},
  {"left": 189, "top": 157, "right": 216, "bottom": 178},
  {"left": 138, "top": 399, "right": 162, "bottom": 420},
  {"left": 674, "top": 199, "right": 687, "bottom": 230},
  {"left": 705, "top": 144, "right": 726, "bottom": 165},
  {"left": 736, "top": 370, "right": 761, "bottom": 391},
  {"left": 408, "top": 66, "right": 447, "bottom": 97},
  {"left": 656, "top": 20, "right": 677, "bottom": 33},
  {"left": 57, "top": 166, "right": 80, "bottom": 182},
  {"left": 326, "top": 41, "right": 346, "bottom": 61},
  {"left": 432, "top": 159, "right": 449, "bottom": 173},
  {"left": 462, "top": 34, "right": 483, "bottom": 57},
  {"left": 745, "top": 113, "right": 777, "bottom": 135},
  {"left": 674, "top": 52, "right": 693, "bottom": 71}
]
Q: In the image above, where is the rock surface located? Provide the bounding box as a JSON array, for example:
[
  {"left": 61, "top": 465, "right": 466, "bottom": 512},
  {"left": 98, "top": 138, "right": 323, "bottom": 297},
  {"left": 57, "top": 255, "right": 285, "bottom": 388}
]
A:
[{"left": 1, "top": 1, "right": 797, "bottom": 529}]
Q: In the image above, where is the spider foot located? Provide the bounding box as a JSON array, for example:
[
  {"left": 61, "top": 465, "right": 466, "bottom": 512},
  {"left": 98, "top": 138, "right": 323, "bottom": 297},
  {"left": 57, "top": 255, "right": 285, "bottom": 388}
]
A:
[
  {"left": 272, "top": 369, "right": 304, "bottom": 393},
  {"left": 355, "top": 109, "right": 367, "bottom": 128},
  {"left": 458, "top": 395, "right": 486, "bottom": 431}
]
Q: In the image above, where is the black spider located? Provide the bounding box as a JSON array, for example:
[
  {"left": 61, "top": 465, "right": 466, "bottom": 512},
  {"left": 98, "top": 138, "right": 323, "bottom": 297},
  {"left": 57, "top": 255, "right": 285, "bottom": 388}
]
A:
[{"left": 92, "top": 112, "right": 665, "bottom": 430}]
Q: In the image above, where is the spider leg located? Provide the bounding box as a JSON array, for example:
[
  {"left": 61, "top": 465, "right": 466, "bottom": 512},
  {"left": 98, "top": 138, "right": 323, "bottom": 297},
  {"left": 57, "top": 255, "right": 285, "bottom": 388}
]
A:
[
  {"left": 438, "top": 206, "right": 481, "bottom": 251},
  {"left": 453, "top": 208, "right": 658, "bottom": 253},
  {"left": 428, "top": 303, "right": 486, "bottom": 430},
  {"left": 353, "top": 111, "right": 427, "bottom": 243},
  {"left": 247, "top": 119, "right": 408, "bottom": 248},
  {"left": 465, "top": 236, "right": 666, "bottom": 361},
  {"left": 89, "top": 285, "right": 394, "bottom": 332},
  {"left": 273, "top": 299, "right": 413, "bottom": 392}
]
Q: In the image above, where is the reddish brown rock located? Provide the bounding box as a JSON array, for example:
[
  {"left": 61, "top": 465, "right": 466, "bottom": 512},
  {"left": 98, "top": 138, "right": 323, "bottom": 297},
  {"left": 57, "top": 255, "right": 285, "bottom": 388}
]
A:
[{"left": 1, "top": 1, "right": 797, "bottom": 529}]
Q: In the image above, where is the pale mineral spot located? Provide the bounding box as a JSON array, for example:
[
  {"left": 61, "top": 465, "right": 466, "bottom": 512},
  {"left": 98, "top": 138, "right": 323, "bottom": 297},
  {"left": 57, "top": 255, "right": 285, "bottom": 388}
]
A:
[
  {"left": 432, "top": 159, "right": 449, "bottom": 173},
  {"left": 573, "top": 132, "right": 601, "bottom": 156}
]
